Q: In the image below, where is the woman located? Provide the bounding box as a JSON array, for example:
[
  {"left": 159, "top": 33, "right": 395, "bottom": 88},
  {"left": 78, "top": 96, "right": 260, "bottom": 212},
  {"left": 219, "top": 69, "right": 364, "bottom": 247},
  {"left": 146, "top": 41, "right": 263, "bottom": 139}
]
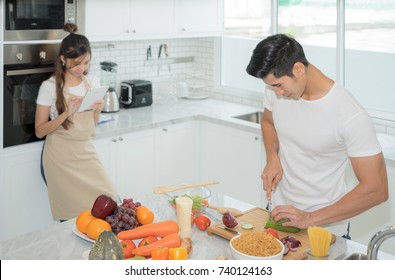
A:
[{"left": 35, "top": 23, "right": 119, "bottom": 221}]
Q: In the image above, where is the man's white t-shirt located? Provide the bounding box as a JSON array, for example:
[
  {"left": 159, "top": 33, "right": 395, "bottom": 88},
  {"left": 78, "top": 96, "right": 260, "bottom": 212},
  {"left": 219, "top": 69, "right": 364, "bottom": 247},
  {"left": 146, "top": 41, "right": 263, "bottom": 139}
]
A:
[
  {"left": 264, "top": 83, "right": 382, "bottom": 236},
  {"left": 36, "top": 74, "right": 100, "bottom": 120}
]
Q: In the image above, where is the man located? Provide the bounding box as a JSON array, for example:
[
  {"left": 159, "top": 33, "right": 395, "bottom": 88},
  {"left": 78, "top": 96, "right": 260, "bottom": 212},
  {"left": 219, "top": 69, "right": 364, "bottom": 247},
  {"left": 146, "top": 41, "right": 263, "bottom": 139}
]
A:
[{"left": 246, "top": 34, "right": 388, "bottom": 236}]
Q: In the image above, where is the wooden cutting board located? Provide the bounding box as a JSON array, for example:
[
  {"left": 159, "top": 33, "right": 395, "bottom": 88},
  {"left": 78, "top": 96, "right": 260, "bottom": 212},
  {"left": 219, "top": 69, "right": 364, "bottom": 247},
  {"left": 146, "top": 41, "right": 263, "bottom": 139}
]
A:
[{"left": 207, "top": 207, "right": 335, "bottom": 260}]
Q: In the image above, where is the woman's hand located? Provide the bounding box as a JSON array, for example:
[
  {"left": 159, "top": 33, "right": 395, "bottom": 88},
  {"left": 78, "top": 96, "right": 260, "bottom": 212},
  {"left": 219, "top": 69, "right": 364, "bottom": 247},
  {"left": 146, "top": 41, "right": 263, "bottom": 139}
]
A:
[
  {"left": 66, "top": 97, "right": 83, "bottom": 116},
  {"left": 91, "top": 99, "right": 105, "bottom": 112}
]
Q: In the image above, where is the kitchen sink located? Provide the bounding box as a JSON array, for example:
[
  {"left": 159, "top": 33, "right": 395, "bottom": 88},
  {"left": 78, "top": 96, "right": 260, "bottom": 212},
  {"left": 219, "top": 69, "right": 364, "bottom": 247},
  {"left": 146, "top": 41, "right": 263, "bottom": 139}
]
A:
[
  {"left": 343, "top": 253, "right": 368, "bottom": 260},
  {"left": 233, "top": 111, "right": 263, "bottom": 124}
]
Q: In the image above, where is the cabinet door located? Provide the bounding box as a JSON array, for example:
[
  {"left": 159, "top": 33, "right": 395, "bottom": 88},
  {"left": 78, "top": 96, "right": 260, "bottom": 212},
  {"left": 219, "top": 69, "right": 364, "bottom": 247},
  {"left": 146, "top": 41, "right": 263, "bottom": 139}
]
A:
[
  {"left": 130, "top": 0, "right": 175, "bottom": 35},
  {"left": 177, "top": 0, "right": 223, "bottom": 35},
  {"left": 0, "top": 146, "right": 54, "bottom": 241},
  {"left": 199, "top": 121, "right": 265, "bottom": 207},
  {"left": 83, "top": 0, "right": 129, "bottom": 40},
  {"left": 93, "top": 137, "right": 116, "bottom": 186},
  {"left": 114, "top": 130, "right": 159, "bottom": 200},
  {"left": 158, "top": 121, "right": 198, "bottom": 186}
]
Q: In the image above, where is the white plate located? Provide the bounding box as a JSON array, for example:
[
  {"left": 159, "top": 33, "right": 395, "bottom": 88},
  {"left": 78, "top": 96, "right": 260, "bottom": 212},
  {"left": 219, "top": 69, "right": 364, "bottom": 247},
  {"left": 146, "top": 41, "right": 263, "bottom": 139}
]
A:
[
  {"left": 82, "top": 249, "right": 90, "bottom": 260},
  {"left": 72, "top": 224, "right": 95, "bottom": 243}
]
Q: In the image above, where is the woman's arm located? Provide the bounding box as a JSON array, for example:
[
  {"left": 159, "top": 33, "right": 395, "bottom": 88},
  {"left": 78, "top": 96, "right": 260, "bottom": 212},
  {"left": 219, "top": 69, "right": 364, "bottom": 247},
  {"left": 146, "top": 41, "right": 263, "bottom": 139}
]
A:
[
  {"left": 35, "top": 105, "right": 68, "bottom": 138},
  {"left": 35, "top": 97, "right": 83, "bottom": 138},
  {"left": 91, "top": 99, "right": 104, "bottom": 125}
]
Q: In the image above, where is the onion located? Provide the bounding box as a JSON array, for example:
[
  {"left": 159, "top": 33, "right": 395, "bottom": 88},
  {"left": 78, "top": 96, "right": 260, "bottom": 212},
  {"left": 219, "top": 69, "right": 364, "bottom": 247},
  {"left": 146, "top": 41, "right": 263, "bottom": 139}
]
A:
[{"left": 222, "top": 210, "right": 238, "bottom": 228}]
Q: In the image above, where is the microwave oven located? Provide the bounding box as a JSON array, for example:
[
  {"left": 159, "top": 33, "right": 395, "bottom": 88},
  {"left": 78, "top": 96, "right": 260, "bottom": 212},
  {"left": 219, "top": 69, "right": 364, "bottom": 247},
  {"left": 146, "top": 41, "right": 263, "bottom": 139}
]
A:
[{"left": 3, "top": 0, "right": 84, "bottom": 41}]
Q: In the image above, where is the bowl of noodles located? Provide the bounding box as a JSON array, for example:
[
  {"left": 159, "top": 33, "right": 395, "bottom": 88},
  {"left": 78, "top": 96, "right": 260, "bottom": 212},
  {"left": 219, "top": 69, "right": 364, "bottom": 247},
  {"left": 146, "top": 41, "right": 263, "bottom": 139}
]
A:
[{"left": 230, "top": 232, "right": 285, "bottom": 260}]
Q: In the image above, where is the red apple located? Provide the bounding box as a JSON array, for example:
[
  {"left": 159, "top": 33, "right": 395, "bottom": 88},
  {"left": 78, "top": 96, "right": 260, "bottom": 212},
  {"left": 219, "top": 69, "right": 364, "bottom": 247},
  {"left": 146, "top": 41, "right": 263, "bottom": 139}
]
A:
[{"left": 91, "top": 194, "right": 118, "bottom": 219}]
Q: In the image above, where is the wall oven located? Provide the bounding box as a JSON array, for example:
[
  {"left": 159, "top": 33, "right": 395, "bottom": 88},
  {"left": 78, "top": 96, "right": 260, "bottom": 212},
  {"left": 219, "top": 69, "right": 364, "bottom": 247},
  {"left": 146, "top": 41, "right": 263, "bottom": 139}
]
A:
[
  {"left": 3, "top": 44, "right": 59, "bottom": 148},
  {"left": 3, "top": 0, "right": 82, "bottom": 41}
]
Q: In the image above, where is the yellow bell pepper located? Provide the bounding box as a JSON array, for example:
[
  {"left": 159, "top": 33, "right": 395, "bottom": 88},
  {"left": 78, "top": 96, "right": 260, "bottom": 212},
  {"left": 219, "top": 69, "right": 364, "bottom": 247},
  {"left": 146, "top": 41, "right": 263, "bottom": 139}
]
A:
[{"left": 169, "top": 247, "right": 188, "bottom": 260}]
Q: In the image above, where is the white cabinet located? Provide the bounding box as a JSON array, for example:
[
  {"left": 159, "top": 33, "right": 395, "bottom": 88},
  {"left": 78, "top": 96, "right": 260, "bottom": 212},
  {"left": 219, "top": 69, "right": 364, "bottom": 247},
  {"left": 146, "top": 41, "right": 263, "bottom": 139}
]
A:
[
  {"left": 199, "top": 121, "right": 265, "bottom": 207},
  {"left": 83, "top": 0, "right": 128, "bottom": 40},
  {"left": 94, "top": 121, "right": 198, "bottom": 201},
  {"left": 177, "top": 0, "right": 223, "bottom": 35},
  {"left": 158, "top": 121, "right": 199, "bottom": 186},
  {"left": 82, "top": 0, "right": 223, "bottom": 41},
  {"left": 94, "top": 129, "right": 158, "bottom": 201},
  {"left": 128, "top": 0, "right": 176, "bottom": 36},
  {"left": 0, "top": 144, "right": 54, "bottom": 242}
]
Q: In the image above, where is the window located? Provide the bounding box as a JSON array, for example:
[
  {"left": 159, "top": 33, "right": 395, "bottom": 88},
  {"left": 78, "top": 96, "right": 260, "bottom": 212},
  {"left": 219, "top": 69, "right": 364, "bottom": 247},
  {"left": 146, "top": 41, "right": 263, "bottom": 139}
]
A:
[{"left": 220, "top": 0, "right": 395, "bottom": 122}]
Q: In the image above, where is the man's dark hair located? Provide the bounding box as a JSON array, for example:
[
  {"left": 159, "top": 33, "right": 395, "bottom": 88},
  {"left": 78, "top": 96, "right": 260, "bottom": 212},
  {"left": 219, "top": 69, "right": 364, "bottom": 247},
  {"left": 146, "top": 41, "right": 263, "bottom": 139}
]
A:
[{"left": 246, "top": 34, "right": 309, "bottom": 79}]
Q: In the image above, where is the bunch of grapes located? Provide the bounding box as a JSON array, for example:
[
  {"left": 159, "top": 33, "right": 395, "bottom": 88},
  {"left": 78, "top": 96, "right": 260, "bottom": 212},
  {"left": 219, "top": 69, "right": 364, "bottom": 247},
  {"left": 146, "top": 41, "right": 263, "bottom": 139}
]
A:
[{"left": 105, "top": 198, "right": 142, "bottom": 234}]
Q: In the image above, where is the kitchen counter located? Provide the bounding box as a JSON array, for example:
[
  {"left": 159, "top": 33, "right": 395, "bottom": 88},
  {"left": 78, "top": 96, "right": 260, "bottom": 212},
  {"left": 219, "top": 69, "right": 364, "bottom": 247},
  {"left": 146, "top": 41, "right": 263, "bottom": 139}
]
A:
[
  {"left": 0, "top": 190, "right": 393, "bottom": 260},
  {"left": 94, "top": 96, "right": 395, "bottom": 164},
  {"left": 95, "top": 96, "right": 263, "bottom": 139}
]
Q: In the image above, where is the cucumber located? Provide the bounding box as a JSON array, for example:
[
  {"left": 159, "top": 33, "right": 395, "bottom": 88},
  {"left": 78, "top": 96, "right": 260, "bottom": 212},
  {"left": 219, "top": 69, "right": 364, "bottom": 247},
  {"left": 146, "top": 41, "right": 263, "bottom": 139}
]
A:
[
  {"left": 264, "top": 218, "right": 300, "bottom": 233},
  {"left": 241, "top": 223, "right": 254, "bottom": 230}
]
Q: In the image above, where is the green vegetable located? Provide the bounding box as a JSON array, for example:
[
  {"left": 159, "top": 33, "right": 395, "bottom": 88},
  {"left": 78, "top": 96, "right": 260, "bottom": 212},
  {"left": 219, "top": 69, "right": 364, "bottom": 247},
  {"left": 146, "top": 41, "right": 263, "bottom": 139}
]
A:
[
  {"left": 169, "top": 194, "right": 207, "bottom": 213},
  {"left": 89, "top": 230, "right": 124, "bottom": 260},
  {"left": 264, "top": 218, "right": 300, "bottom": 233}
]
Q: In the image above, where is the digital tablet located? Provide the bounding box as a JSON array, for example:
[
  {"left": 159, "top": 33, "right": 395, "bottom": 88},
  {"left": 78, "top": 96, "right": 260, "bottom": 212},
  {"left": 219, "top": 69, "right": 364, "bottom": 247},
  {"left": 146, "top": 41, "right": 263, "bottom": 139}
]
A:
[{"left": 78, "top": 86, "right": 108, "bottom": 112}]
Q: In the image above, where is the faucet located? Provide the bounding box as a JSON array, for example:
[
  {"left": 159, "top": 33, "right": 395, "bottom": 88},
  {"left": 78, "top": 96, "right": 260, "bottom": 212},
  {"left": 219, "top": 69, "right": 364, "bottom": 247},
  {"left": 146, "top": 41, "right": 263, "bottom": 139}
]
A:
[{"left": 367, "top": 225, "right": 395, "bottom": 260}]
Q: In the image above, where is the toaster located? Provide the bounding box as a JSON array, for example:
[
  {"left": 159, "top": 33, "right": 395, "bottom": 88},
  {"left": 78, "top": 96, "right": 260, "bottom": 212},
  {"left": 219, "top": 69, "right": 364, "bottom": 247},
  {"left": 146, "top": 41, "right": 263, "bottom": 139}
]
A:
[{"left": 120, "top": 80, "right": 153, "bottom": 109}]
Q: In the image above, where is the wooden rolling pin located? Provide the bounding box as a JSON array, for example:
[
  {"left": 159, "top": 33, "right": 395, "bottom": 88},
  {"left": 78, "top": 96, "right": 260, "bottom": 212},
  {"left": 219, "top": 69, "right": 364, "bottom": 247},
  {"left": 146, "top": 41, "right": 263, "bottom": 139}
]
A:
[{"left": 153, "top": 181, "right": 219, "bottom": 194}]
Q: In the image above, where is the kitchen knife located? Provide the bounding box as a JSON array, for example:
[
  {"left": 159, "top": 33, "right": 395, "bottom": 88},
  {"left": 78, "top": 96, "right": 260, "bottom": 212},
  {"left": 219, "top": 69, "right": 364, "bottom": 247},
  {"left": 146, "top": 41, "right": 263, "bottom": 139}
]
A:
[
  {"left": 267, "top": 190, "right": 272, "bottom": 212},
  {"left": 219, "top": 226, "right": 240, "bottom": 235}
]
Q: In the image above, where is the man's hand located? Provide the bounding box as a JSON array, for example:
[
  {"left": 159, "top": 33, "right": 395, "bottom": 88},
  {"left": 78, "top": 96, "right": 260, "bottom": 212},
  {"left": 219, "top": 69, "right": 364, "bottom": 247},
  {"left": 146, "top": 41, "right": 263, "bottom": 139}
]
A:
[
  {"left": 270, "top": 204, "right": 313, "bottom": 229},
  {"left": 262, "top": 157, "right": 283, "bottom": 201}
]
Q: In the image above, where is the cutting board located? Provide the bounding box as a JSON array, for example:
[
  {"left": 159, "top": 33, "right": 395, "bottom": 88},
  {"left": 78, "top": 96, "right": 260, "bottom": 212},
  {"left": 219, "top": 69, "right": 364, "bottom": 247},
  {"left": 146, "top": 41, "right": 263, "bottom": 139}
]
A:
[{"left": 207, "top": 207, "right": 335, "bottom": 260}]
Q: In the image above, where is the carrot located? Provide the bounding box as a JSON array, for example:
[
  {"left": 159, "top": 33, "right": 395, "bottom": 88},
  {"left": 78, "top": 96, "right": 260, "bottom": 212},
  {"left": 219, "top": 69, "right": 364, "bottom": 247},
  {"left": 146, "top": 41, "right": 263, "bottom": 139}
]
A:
[
  {"left": 132, "top": 233, "right": 181, "bottom": 257},
  {"left": 117, "top": 220, "right": 178, "bottom": 240}
]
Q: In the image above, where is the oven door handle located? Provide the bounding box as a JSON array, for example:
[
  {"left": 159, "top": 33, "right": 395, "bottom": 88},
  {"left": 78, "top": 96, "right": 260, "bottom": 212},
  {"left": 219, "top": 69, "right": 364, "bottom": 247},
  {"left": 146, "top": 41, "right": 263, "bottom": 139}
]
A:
[{"left": 6, "top": 67, "right": 55, "bottom": 76}]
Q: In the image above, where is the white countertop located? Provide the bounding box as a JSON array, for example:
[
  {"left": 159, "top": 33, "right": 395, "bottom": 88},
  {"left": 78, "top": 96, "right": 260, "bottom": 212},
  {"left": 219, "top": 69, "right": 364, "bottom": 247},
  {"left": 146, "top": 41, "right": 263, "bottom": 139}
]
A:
[
  {"left": 95, "top": 96, "right": 263, "bottom": 139},
  {"left": 1, "top": 190, "right": 393, "bottom": 260}
]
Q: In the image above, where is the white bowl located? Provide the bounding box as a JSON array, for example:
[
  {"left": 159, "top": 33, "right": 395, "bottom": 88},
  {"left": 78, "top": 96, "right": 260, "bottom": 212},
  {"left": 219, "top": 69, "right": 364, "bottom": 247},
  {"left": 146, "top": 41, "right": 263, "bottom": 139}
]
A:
[{"left": 230, "top": 234, "right": 285, "bottom": 260}]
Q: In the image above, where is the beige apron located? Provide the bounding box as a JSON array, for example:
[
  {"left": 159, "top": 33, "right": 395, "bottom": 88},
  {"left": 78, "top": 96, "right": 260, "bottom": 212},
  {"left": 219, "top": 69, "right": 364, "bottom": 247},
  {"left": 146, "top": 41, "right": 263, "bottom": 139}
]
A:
[{"left": 43, "top": 76, "right": 119, "bottom": 221}]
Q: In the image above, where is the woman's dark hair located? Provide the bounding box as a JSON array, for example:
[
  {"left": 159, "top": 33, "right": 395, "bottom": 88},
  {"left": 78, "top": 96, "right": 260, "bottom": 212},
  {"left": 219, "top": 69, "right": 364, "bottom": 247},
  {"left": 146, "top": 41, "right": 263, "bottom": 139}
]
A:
[
  {"left": 55, "top": 23, "right": 91, "bottom": 129},
  {"left": 246, "top": 34, "right": 308, "bottom": 79}
]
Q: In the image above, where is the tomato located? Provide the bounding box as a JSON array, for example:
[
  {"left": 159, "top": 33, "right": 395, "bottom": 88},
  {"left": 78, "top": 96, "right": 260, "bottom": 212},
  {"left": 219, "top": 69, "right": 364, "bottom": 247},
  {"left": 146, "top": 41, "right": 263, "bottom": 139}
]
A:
[
  {"left": 136, "top": 206, "right": 155, "bottom": 225},
  {"left": 264, "top": 228, "right": 280, "bottom": 239},
  {"left": 169, "top": 247, "right": 188, "bottom": 260},
  {"left": 194, "top": 214, "right": 211, "bottom": 231},
  {"left": 151, "top": 247, "right": 169, "bottom": 260},
  {"left": 138, "top": 236, "right": 158, "bottom": 247},
  {"left": 120, "top": 240, "right": 137, "bottom": 259}
]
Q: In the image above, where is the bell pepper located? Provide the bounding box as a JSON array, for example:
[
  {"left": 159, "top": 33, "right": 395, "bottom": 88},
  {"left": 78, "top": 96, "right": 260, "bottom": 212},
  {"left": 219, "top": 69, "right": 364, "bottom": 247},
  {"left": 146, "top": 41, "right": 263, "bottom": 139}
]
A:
[
  {"left": 169, "top": 247, "right": 188, "bottom": 260},
  {"left": 264, "top": 217, "right": 300, "bottom": 233},
  {"left": 151, "top": 247, "right": 169, "bottom": 260}
]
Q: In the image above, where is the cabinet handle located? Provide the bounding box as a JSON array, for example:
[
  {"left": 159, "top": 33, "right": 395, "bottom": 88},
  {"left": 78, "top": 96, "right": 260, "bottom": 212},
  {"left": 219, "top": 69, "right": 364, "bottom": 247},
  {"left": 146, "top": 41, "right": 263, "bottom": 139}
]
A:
[
  {"left": 181, "top": 28, "right": 186, "bottom": 32},
  {"left": 255, "top": 136, "right": 260, "bottom": 141},
  {"left": 163, "top": 128, "right": 168, "bottom": 132},
  {"left": 112, "top": 138, "right": 117, "bottom": 142},
  {"left": 118, "top": 137, "right": 124, "bottom": 141}
]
